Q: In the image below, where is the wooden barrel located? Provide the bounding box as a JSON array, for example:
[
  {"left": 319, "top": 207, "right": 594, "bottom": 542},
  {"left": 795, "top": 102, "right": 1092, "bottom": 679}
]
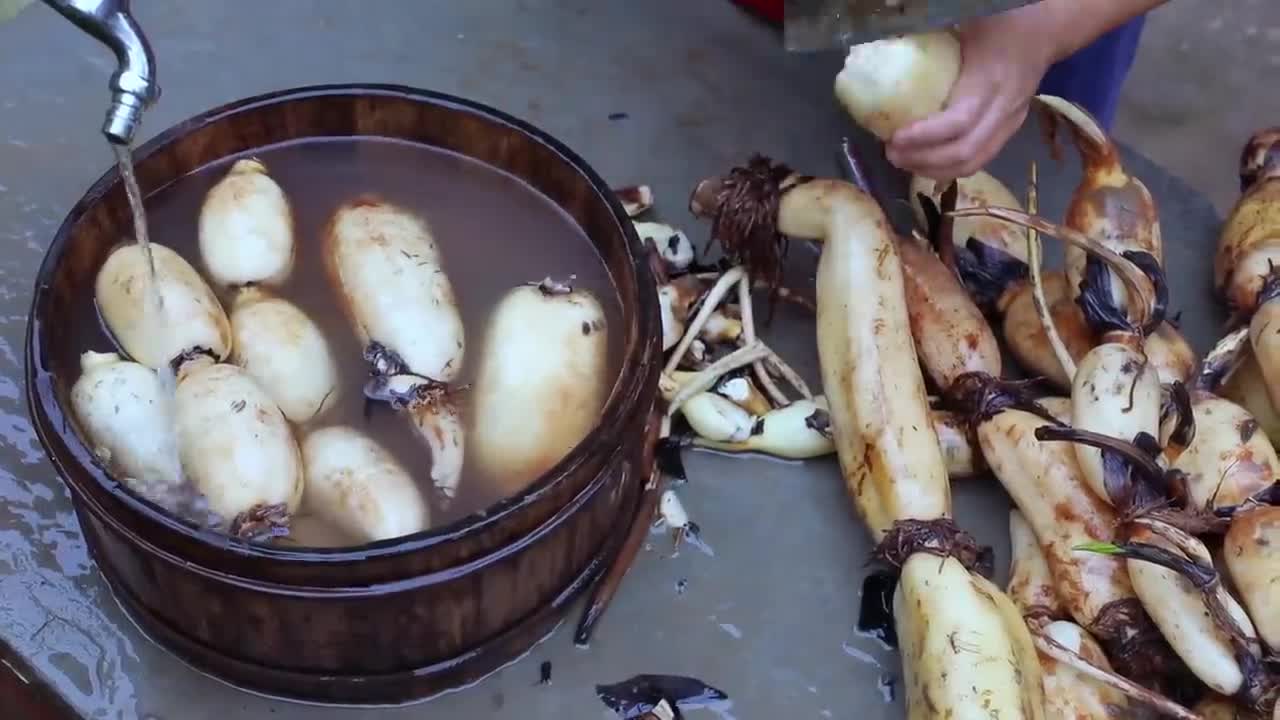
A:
[{"left": 25, "top": 84, "right": 661, "bottom": 705}]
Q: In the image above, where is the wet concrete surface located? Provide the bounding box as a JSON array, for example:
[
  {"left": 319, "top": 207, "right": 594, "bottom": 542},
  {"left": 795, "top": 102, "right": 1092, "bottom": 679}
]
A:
[
  {"left": 0, "top": 0, "right": 27, "bottom": 25},
  {"left": 1116, "top": 0, "right": 1280, "bottom": 213},
  {"left": 0, "top": 1, "right": 1232, "bottom": 718}
]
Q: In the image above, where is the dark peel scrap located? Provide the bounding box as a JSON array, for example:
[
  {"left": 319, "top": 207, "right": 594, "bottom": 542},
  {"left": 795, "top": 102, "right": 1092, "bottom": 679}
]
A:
[
  {"left": 953, "top": 238, "right": 1029, "bottom": 313},
  {"left": 1077, "top": 254, "right": 1137, "bottom": 337},
  {"left": 916, "top": 180, "right": 959, "bottom": 271},
  {"left": 1160, "top": 381, "right": 1196, "bottom": 452},
  {"left": 595, "top": 674, "right": 728, "bottom": 719},
  {"left": 1194, "top": 326, "right": 1251, "bottom": 393},
  {"left": 804, "top": 407, "right": 833, "bottom": 439},
  {"left": 857, "top": 571, "right": 899, "bottom": 649},
  {"left": 363, "top": 340, "right": 409, "bottom": 377},
  {"left": 916, "top": 192, "right": 941, "bottom": 239},
  {"left": 1125, "top": 250, "right": 1169, "bottom": 334},
  {"left": 1076, "top": 249, "right": 1168, "bottom": 337},
  {"left": 168, "top": 345, "right": 217, "bottom": 375},
  {"left": 654, "top": 436, "right": 688, "bottom": 482}
]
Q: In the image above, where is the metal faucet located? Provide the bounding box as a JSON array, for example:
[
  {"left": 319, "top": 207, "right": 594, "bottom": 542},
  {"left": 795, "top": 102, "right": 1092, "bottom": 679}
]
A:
[{"left": 40, "top": 0, "right": 159, "bottom": 145}]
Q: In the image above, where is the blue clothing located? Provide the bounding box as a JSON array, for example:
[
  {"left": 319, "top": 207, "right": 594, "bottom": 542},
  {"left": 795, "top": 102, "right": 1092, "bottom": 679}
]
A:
[{"left": 1036, "top": 14, "right": 1147, "bottom": 130}]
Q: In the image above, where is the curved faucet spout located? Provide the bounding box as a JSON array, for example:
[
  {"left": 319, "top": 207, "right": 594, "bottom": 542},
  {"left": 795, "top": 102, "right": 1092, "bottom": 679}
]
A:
[{"left": 41, "top": 0, "right": 159, "bottom": 145}]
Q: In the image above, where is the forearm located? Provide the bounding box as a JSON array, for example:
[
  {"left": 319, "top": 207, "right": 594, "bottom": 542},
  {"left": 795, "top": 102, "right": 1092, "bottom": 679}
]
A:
[{"left": 1031, "top": 0, "right": 1169, "bottom": 63}]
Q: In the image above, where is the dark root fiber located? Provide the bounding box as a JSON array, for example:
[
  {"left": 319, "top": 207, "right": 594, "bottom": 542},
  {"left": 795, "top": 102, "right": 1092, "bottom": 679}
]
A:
[
  {"left": 702, "top": 154, "right": 804, "bottom": 296},
  {"left": 941, "top": 371, "right": 1063, "bottom": 428},
  {"left": 871, "top": 518, "right": 991, "bottom": 577}
]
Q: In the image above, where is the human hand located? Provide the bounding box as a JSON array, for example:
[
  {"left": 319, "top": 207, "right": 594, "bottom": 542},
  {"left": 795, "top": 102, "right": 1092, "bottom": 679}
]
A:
[{"left": 884, "top": 4, "right": 1064, "bottom": 183}]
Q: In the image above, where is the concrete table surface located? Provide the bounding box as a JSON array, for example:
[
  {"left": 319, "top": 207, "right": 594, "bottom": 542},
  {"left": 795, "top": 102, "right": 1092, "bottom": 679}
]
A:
[{"left": 0, "top": 1, "right": 1224, "bottom": 719}]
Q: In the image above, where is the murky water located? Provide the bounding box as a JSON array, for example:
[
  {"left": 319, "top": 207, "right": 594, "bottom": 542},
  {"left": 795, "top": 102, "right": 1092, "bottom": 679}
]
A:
[{"left": 70, "top": 137, "right": 624, "bottom": 546}]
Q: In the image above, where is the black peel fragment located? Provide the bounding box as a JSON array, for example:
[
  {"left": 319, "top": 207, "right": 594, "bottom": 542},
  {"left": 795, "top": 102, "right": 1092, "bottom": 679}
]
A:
[
  {"left": 1195, "top": 326, "right": 1252, "bottom": 392},
  {"left": 1075, "top": 249, "right": 1167, "bottom": 336},
  {"left": 168, "top": 346, "right": 217, "bottom": 375},
  {"left": 935, "top": 181, "right": 960, "bottom": 270},
  {"left": 1076, "top": 254, "right": 1136, "bottom": 336},
  {"left": 655, "top": 437, "right": 688, "bottom": 482},
  {"left": 916, "top": 182, "right": 960, "bottom": 272},
  {"left": 917, "top": 193, "right": 941, "bottom": 241},
  {"left": 1099, "top": 447, "right": 1142, "bottom": 512},
  {"left": 857, "top": 572, "right": 899, "bottom": 649},
  {"left": 595, "top": 675, "right": 728, "bottom": 719},
  {"left": 363, "top": 341, "right": 410, "bottom": 377},
  {"left": 1124, "top": 250, "right": 1169, "bottom": 333},
  {"left": 805, "top": 408, "right": 833, "bottom": 439},
  {"left": 1160, "top": 381, "right": 1196, "bottom": 451},
  {"left": 952, "top": 238, "right": 1029, "bottom": 313}
]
